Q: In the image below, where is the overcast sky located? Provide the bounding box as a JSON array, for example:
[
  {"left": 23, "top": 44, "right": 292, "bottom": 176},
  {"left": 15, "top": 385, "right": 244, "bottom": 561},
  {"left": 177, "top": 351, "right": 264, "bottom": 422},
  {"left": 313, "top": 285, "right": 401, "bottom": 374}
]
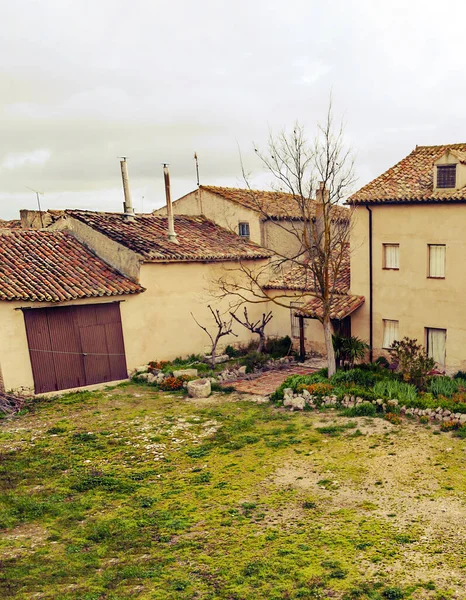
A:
[{"left": 1, "top": 0, "right": 465, "bottom": 219}]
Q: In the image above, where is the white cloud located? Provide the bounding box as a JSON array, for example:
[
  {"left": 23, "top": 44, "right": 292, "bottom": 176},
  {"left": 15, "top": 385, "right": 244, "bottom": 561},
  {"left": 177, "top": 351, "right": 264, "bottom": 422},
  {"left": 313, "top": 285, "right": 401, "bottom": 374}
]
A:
[{"left": 2, "top": 149, "right": 51, "bottom": 170}]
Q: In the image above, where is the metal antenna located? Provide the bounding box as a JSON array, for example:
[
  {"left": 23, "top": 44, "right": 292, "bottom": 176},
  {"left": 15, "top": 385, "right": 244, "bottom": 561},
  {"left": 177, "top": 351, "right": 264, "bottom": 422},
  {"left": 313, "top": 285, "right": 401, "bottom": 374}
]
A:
[
  {"left": 194, "top": 152, "right": 200, "bottom": 187},
  {"left": 26, "top": 187, "right": 45, "bottom": 228}
]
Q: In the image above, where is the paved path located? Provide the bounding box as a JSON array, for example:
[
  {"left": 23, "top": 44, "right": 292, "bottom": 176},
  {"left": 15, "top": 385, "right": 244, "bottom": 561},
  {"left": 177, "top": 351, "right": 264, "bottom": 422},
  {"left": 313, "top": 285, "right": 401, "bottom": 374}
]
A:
[{"left": 224, "top": 365, "right": 317, "bottom": 396}]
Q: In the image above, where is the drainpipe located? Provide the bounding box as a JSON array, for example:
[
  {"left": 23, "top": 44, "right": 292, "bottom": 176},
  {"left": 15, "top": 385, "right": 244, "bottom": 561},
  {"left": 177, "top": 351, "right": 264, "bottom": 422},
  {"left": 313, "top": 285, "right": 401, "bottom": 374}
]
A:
[
  {"left": 163, "top": 163, "right": 178, "bottom": 243},
  {"left": 120, "top": 158, "right": 135, "bottom": 221},
  {"left": 366, "top": 205, "right": 373, "bottom": 362}
]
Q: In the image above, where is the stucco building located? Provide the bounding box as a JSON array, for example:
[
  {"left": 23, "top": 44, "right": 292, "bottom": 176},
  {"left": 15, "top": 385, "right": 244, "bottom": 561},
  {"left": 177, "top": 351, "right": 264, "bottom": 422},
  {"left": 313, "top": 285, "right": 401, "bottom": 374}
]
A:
[
  {"left": 350, "top": 144, "right": 466, "bottom": 373},
  {"left": 155, "top": 185, "right": 349, "bottom": 259},
  {"left": 0, "top": 212, "right": 276, "bottom": 394}
]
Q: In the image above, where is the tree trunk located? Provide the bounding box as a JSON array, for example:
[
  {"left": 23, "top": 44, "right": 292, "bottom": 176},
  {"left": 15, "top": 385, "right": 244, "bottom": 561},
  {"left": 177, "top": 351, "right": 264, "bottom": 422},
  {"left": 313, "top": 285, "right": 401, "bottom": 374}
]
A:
[
  {"left": 257, "top": 332, "right": 265, "bottom": 353},
  {"left": 323, "top": 316, "right": 336, "bottom": 377},
  {"left": 211, "top": 341, "right": 217, "bottom": 367}
]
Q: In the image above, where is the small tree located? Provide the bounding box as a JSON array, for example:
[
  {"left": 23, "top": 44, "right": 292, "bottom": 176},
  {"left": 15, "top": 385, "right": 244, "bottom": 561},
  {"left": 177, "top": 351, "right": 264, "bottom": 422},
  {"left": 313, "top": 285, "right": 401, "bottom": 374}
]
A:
[
  {"left": 332, "top": 334, "right": 368, "bottom": 370},
  {"left": 214, "top": 100, "right": 355, "bottom": 377},
  {"left": 191, "top": 305, "right": 237, "bottom": 366},
  {"left": 388, "top": 337, "right": 435, "bottom": 387},
  {"left": 230, "top": 307, "right": 273, "bottom": 353}
]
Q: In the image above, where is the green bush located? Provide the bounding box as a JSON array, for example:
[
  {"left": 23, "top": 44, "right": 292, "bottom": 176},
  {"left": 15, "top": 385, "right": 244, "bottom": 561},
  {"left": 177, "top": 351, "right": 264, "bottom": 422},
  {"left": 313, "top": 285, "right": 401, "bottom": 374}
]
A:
[
  {"left": 241, "top": 351, "right": 269, "bottom": 373},
  {"left": 375, "top": 355, "right": 390, "bottom": 368},
  {"left": 341, "top": 402, "right": 377, "bottom": 417},
  {"left": 388, "top": 337, "right": 435, "bottom": 387},
  {"left": 373, "top": 380, "right": 418, "bottom": 403},
  {"left": 344, "top": 387, "right": 376, "bottom": 401},
  {"left": 331, "top": 368, "right": 378, "bottom": 388},
  {"left": 333, "top": 334, "right": 368, "bottom": 369},
  {"left": 264, "top": 335, "right": 292, "bottom": 358},
  {"left": 428, "top": 376, "right": 466, "bottom": 398},
  {"left": 225, "top": 345, "right": 240, "bottom": 358},
  {"left": 454, "top": 370, "right": 466, "bottom": 379}
]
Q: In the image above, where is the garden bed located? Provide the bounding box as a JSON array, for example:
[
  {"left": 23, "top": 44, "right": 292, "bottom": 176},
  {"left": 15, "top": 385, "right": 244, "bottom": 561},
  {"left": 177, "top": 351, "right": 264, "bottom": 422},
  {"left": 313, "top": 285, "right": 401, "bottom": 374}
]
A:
[{"left": 272, "top": 366, "right": 466, "bottom": 436}]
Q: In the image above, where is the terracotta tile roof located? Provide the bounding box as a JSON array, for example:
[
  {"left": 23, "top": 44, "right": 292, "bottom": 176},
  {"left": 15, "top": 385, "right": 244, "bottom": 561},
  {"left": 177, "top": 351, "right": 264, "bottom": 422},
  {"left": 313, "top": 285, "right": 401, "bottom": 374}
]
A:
[
  {"left": 297, "top": 293, "right": 365, "bottom": 321},
  {"left": 0, "top": 230, "right": 144, "bottom": 302},
  {"left": 66, "top": 211, "right": 272, "bottom": 262},
  {"left": 350, "top": 144, "right": 466, "bottom": 204},
  {"left": 198, "top": 185, "right": 349, "bottom": 221},
  {"left": 264, "top": 244, "right": 350, "bottom": 293},
  {"left": 0, "top": 219, "right": 21, "bottom": 230}
]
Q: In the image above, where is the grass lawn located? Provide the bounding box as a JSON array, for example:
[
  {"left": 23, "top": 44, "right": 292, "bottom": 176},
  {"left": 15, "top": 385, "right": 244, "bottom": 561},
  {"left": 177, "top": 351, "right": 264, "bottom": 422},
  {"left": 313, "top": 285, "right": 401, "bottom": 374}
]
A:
[{"left": 1, "top": 384, "right": 465, "bottom": 599}]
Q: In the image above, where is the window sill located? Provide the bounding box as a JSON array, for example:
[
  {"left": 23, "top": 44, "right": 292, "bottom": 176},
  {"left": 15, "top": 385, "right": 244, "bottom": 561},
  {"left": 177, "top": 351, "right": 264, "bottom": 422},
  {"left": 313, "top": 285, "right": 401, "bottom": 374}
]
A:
[
  {"left": 427, "top": 276, "right": 445, "bottom": 280},
  {"left": 382, "top": 268, "right": 399, "bottom": 271}
]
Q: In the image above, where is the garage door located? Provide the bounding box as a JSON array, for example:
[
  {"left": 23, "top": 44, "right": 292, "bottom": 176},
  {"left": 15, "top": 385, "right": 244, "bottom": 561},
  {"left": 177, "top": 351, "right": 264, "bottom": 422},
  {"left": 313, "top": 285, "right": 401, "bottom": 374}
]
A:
[{"left": 24, "top": 303, "right": 128, "bottom": 394}]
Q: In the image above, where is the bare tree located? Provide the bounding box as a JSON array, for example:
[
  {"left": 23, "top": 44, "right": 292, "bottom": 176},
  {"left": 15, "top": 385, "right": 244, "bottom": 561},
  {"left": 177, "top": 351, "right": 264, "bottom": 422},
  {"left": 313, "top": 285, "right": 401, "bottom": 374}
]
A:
[
  {"left": 214, "top": 101, "right": 355, "bottom": 377},
  {"left": 230, "top": 307, "right": 273, "bottom": 353},
  {"left": 191, "top": 305, "right": 237, "bottom": 366}
]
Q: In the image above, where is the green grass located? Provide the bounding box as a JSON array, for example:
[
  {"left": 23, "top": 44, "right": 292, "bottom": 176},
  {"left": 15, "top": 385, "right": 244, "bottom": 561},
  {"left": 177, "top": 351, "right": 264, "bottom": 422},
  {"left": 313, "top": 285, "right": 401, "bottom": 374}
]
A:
[{"left": 0, "top": 383, "right": 464, "bottom": 599}]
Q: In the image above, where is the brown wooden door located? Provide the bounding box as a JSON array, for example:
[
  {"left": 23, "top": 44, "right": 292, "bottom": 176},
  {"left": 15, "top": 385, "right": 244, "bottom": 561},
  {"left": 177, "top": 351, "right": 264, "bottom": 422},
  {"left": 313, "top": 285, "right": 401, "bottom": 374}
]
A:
[{"left": 24, "top": 303, "right": 128, "bottom": 394}]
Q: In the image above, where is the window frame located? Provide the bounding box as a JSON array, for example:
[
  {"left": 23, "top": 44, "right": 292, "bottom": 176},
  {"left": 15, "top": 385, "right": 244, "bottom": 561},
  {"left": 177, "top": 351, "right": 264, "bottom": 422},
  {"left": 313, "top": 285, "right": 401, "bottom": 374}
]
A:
[
  {"left": 238, "top": 221, "right": 250, "bottom": 239},
  {"left": 382, "top": 243, "right": 400, "bottom": 270},
  {"left": 426, "top": 327, "right": 447, "bottom": 366},
  {"left": 427, "top": 244, "right": 446, "bottom": 279},
  {"left": 382, "top": 319, "right": 399, "bottom": 350},
  {"left": 436, "top": 164, "right": 456, "bottom": 189}
]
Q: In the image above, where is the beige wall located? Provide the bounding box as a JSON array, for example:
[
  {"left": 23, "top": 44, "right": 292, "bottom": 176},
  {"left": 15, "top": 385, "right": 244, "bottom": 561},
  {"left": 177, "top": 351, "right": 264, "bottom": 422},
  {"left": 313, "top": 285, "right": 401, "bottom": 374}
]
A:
[
  {"left": 263, "top": 220, "right": 305, "bottom": 259},
  {"left": 121, "top": 259, "right": 285, "bottom": 362},
  {"left": 0, "top": 259, "right": 301, "bottom": 394},
  {"left": 158, "top": 190, "right": 314, "bottom": 260},
  {"left": 351, "top": 203, "right": 466, "bottom": 372},
  {"left": 155, "top": 189, "right": 264, "bottom": 245}
]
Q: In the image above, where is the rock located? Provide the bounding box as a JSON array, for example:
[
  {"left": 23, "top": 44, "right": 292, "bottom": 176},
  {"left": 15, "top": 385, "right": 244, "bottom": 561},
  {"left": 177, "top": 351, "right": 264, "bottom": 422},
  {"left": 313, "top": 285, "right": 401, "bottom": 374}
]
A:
[
  {"left": 376, "top": 398, "right": 384, "bottom": 405},
  {"left": 147, "top": 373, "right": 157, "bottom": 384},
  {"left": 156, "top": 373, "right": 166, "bottom": 384},
  {"left": 135, "top": 372, "right": 151, "bottom": 381},
  {"left": 135, "top": 365, "right": 149, "bottom": 374},
  {"left": 237, "top": 366, "right": 247, "bottom": 376},
  {"left": 187, "top": 378, "right": 211, "bottom": 398},
  {"left": 387, "top": 399, "right": 399, "bottom": 407},
  {"left": 173, "top": 368, "right": 198, "bottom": 378},
  {"left": 289, "top": 396, "right": 306, "bottom": 411},
  {"left": 356, "top": 397, "right": 363, "bottom": 404},
  {"left": 459, "top": 414, "right": 466, "bottom": 423},
  {"left": 283, "top": 388, "right": 294, "bottom": 400},
  {"left": 301, "top": 389, "right": 311, "bottom": 401},
  {"left": 204, "top": 354, "right": 230, "bottom": 364}
]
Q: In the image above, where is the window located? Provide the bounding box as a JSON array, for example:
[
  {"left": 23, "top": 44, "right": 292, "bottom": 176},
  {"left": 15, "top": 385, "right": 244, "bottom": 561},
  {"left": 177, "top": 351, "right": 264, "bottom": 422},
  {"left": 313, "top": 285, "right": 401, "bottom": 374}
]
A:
[
  {"left": 383, "top": 244, "right": 399, "bottom": 269},
  {"left": 428, "top": 244, "right": 446, "bottom": 278},
  {"left": 238, "top": 222, "right": 250, "bottom": 239},
  {"left": 426, "top": 328, "right": 446, "bottom": 366},
  {"left": 383, "top": 319, "right": 399, "bottom": 349},
  {"left": 290, "top": 302, "right": 307, "bottom": 338},
  {"left": 437, "top": 164, "right": 456, "bottom": 189}
]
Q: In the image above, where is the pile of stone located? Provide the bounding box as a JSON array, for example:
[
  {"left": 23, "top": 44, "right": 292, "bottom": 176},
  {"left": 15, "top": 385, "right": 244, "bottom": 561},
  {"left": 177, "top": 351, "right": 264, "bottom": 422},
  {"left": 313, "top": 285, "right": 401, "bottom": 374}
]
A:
[
  {"left": 281, "top": 388, "right": 466, "bottom": 426},
  {"left": 217, "top": 365, "right": 247, "bottom": 382},
  {"left": 132, "top": 365, "right": 167, "bottom": 385}
]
